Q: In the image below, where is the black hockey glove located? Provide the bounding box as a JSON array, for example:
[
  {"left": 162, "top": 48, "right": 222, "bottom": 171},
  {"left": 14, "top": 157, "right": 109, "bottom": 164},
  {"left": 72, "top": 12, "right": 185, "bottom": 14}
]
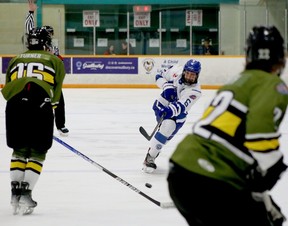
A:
[
  {"left": 252, "top": 192, "right": 286, "bottom": 226},
  {"left": 267, "top": 196, "right": 286, "bottom": 226},
  {"left": 249, "top": 156, "right": 287, "bottom": 192}
]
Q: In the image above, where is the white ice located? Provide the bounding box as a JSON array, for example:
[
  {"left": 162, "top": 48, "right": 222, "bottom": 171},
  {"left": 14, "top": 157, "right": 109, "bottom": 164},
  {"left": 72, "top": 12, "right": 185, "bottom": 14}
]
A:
[{"left": 0, "top": 88, "right": 287, "bottom": 226}]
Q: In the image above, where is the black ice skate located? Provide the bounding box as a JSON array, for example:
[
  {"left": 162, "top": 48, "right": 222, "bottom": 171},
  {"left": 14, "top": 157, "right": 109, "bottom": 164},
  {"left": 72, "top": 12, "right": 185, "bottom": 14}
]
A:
[
  {"left": 11, "top": 181, "right": 21, "bottom": 215},
  {"left": 58, "top": 127, "right": 69, "bottom": 137},
  {"left": 142, "top": 153, "right": 157, "bottom": 173},
  {"left": 19, "top": 182, "right": 37, "bottom": 215}
]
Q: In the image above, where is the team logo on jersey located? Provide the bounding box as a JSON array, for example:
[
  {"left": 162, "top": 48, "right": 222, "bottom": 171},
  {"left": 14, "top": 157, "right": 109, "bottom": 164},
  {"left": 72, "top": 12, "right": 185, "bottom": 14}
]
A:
[
  {"left": 189, "top": 95, "right": 197, "bottom": 99},
  {"left": 276, "top": 83, "right": 288, "bottom": 95},
  {"left": 143, "top": 58, "right": 155, "bottom": 74}
]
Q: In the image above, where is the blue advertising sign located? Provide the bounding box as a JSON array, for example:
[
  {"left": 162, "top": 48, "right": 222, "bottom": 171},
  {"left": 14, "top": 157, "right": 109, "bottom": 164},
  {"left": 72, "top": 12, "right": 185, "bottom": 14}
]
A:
[
  {"left": 73, "top": 57, "right": 138, "bottom": 74},
  {"left": 63, "top": 58, "right": 71, "bottom": 74},
  {"left": 2, "top": 57, "right": 12, "bottom": 74},
  {"left": 2, "top": 56, "right": 71, "bottom": 74}
]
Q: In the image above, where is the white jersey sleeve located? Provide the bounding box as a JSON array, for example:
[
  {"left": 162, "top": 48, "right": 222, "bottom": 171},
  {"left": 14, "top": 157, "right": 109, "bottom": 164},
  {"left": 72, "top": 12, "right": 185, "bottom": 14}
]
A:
[{"left": 156, "top": 64, "right": 183, "bottom": 89}]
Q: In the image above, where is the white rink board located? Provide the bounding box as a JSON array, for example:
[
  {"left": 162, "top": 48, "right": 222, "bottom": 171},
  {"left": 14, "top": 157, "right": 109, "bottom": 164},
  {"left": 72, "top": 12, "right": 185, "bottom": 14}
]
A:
[
  {"left": 61, "top": 56, "right": 288, "bottom": 85},
  {"left": 1, "top": 56, "right": 288, "bottom": 86}
]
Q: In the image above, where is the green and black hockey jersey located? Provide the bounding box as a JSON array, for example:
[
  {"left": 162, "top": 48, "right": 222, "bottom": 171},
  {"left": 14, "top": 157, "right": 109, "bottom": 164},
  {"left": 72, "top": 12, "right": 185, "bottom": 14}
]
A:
[
  {"left": 1, "top": 50, "right": 65, "bottom": 106},
  {"left": 170, "top": 69, "right": 288, "bottom": 190}
]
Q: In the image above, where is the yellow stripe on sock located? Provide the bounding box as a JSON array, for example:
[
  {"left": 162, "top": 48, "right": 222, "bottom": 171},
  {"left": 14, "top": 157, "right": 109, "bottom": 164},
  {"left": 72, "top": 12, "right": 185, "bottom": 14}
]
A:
[
  {"left": 10, "top": 160, "right": 26, "bottom": 171},
  {"left": 26, "top": 161, "right": 43, "bottom": 174}
]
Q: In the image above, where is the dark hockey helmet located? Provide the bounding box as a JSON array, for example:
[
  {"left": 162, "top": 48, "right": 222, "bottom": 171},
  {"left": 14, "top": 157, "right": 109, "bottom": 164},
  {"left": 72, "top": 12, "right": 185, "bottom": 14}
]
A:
[
  {"left": 42, "top": 25, "right": 54, "bottom": 36},
  {"left": 246, "top": 26, "right": 285, "bottom": 66},
  {"left": 27, "top": 27, "right": 52, "bottom": 50},
  {"left": 182, "top": 59, "right": 201, "bottom": 84}
]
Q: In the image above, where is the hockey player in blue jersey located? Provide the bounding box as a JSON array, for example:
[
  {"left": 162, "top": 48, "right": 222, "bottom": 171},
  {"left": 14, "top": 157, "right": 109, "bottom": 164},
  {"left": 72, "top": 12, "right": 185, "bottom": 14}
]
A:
[{"left": 142, "top": 59, "right": 202, "bottom": 173}]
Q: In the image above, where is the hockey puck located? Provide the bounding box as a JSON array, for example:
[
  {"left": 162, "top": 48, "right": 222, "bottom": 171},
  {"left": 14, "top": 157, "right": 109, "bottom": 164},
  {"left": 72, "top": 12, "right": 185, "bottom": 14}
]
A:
[{"left": 145, "top": 183, "right": 152, "bottom": 188}]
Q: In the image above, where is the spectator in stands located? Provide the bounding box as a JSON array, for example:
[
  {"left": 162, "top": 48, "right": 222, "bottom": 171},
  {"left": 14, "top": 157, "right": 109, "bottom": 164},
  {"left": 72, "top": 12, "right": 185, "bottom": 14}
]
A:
[
  {"left": 198, "top": 37, "right": 216, "bottom": 55},
  {"left": 120, "top": 41, "right": 134, "bottom": 55},
  {"left": 104, "top": 44, "right": 116, "bottom": 55}
]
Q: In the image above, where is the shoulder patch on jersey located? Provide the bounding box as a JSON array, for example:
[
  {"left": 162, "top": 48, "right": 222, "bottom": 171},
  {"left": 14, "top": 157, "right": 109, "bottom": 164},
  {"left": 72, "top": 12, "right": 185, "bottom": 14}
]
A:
[{"left": 276, "top": 83, "right": 288, "bottom": 95}]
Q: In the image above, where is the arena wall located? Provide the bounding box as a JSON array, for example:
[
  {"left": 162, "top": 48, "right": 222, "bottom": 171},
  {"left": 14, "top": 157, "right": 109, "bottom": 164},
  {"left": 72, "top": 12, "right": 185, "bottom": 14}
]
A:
[{"left": 1, "top": 55, "right": 288, "bottom": 89}]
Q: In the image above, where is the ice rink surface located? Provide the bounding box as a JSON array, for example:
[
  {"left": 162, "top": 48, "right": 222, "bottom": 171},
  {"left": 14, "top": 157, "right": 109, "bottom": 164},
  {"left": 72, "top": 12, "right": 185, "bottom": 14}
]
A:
[{"left": 0, "top": 88, "right": 288, "bottom": 226}]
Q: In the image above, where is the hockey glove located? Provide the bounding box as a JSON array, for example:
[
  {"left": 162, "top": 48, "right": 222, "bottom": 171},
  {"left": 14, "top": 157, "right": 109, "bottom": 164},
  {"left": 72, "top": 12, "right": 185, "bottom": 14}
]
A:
[
  {"left": 162, "top": 82, "right": 177, "bottom": 102},
  {"left": 252, "top": 192, "right": 286, "bottom": 226},
  {"left": 158, "top": 106, "right": 172, "bottom": 119},
  {"left": 267, "top": 196, "right": 286, "bottom": 226},
  {"left": 248, "top": 157, "right": 287, "bottom": 192},
  {"left": 158, "top": 102, "right": 185, "bottom": 119}
]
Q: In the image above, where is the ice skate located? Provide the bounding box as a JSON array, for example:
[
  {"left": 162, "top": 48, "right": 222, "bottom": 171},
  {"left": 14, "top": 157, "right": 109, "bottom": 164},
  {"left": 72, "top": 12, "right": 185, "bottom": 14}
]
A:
[
  {"left": 19, "top": 182, "right": 37, "bottom": 215},
  {"left": 58, "top": 127, "right": 69, "bottom": 137},
  {"left": 142, "top": 153, "right": 157, "bottom": 173},
  {"left": 11, "top": 181, "right": 21, "bottom": 215}
]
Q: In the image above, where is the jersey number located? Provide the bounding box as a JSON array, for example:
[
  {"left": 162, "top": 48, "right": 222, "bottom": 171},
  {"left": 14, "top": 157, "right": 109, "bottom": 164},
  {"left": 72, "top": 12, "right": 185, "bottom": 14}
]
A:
[
  {"left": 193, "top": 91, "right": 234, "bottom": 138},
  {"left": 14, "top": 62, "right": 45, "bottom": 80}
]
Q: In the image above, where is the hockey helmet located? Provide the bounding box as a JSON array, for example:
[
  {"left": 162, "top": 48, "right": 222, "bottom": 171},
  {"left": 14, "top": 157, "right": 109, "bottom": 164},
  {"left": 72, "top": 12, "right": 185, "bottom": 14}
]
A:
[
  {"left": 42, "top": 25, "right": 54, "bottom": 36},
  {"left": 182, "top": 59, "right": 201, "bottom": 84},
  {"left": 246, "top": 26, "right": 285, "bottom": 66},
  {"left": 27, "top": 27, "right": 52, "bottom": 50}
]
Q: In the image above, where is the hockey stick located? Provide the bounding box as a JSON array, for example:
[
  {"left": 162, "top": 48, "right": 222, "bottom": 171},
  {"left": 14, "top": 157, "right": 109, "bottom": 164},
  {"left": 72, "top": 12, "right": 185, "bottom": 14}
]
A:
[
  {"left": 53, "top": 136, "right": 174, "bottom": 209},
  {"left": 139, "top": 114, "right": 165, "bottom": 141}
]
